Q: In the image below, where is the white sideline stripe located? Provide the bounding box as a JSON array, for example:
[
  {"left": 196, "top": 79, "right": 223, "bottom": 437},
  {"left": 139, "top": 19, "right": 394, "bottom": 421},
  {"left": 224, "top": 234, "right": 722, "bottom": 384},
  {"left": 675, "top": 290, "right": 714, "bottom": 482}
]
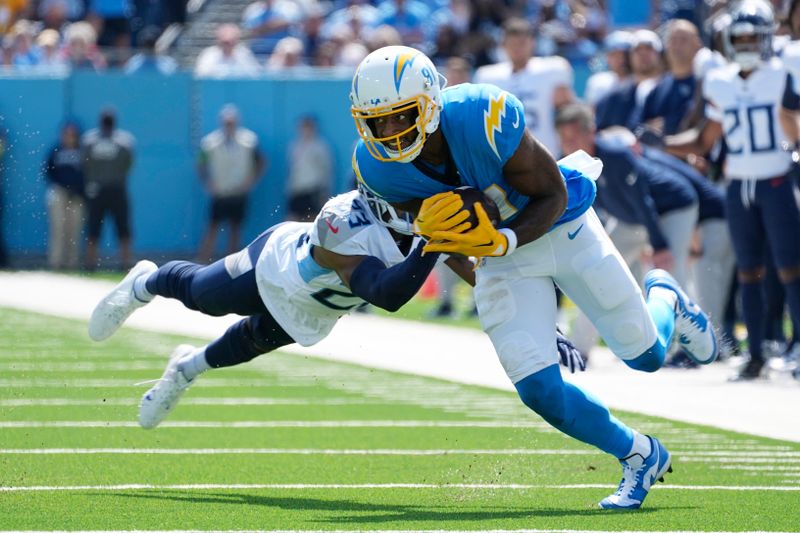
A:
[
  {"left": 0, "top": 379, "right": 299, "bottom": 388},
  {"left": 0, "top": 448, "right": 598, "bottom": 455},
  {"left": 0, "top": 361, "right": 164, "bottom": 371},
  {"left": 0, "top": 420, "right": 551, "bottom": 429},
  {"left": 0, "top": 398, "right": 381, "bottom": 407},
  {"left": 0, "top": 483, "right": 797, "bottom": 493},
  {"left": 0, "top": 447, "right": 797, "bottom": 458}
]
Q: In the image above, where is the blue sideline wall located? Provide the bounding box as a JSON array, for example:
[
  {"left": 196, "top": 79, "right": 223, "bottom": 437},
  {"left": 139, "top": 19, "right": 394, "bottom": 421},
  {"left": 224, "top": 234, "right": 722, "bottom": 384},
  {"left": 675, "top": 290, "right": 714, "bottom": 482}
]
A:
[
  {"left": 0, "top": 67, "right": 590, "bottom": 261},
  {"left": 0, "top": 72, "right": 355, "bottom": 261}
]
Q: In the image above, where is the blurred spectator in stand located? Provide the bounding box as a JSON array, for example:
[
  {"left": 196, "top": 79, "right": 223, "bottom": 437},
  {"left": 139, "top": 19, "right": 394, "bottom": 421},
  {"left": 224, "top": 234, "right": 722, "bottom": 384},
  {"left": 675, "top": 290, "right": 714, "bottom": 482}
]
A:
[
  {"left": 38, "top": 0, "right": 84, "bottom": 28},
  {"left": 443, "top": 56, "right": 472, "bottom": 86},
  {"left": 366, "top": 24, "right": 402, "bottom": 52},
  {"left": 195, "top": 24, "right": 260, "bottom": 77},
  {"left": 584, "top": 30, "right": 633, "bottom": 107},
  {"left": 242, "top": 0, "right": 302, "bottom": 56},
  {"left": 83, "top": 107, "right": 135, "bottom": 270},
  {"left": 335, "top": 40, "right": 368, "bottom": 67},
  {"left": 0, "top": 0, "right": 30, "bottom": 34},
  {"left": 197, "top": 104, "right": 265, "bottom": 263},
  {"left": 63, "top": 21, "right": 107, "bottom": 71},
  {"left": 285, "top": 115, "right": 332, "bottom": 222},
  {"left": 36, "top": 29, "right": 68, "bottom": 71},
  {"left": 265, "top": 35, "right": 305, "bottom": 70},
  {"left": 321, "top": 1, "right": 378, "bottom": 48},
  {"left": 474, "top": 17, "right": 575, "bottom": 157},
  {"left": 10, "top": 19, "right": 39, "bottom": 67},
  {"left": 376, "top": 0, "right": 430, "bottom": 48},
  {"left": 45, "top": 122, "right": 85, "bottom": 270},
  {"left": 124, "top": 25, "right": 177, "bottom": 74},
  {"left": 86, "top": 0, "right": 134, "bottom": 66},
  {"left": 1, "top": 36, "right": 13, "bottom": 67},
  {"left": 300, "top": 2, "right": 328, "bottom": 62}
]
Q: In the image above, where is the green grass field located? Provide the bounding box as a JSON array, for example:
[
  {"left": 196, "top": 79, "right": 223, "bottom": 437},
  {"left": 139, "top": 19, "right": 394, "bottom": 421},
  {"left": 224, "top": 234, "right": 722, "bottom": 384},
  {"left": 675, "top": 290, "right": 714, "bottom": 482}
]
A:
[{"left": 1, "top": 306, "right": 799, "bottom": 532}]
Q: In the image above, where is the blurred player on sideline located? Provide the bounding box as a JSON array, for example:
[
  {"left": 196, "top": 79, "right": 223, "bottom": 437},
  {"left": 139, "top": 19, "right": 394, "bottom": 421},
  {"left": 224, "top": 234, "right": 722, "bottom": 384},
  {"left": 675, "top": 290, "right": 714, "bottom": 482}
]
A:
[
  {"left": 667, "top": 0, "right": 800, "bottom": 380},
  {"left": 350, "top": 45, "right": 719, "bottom": 510}
]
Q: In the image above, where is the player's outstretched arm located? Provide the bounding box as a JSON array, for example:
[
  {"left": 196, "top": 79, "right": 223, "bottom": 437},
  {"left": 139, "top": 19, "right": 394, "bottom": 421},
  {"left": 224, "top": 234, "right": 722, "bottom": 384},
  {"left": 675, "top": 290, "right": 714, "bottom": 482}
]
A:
[
  {"left": 502, "top": 131, "right": 568, "bottom": 247},
  {"left": 313, "top": 243, "right": 439, "bottom": 312}
]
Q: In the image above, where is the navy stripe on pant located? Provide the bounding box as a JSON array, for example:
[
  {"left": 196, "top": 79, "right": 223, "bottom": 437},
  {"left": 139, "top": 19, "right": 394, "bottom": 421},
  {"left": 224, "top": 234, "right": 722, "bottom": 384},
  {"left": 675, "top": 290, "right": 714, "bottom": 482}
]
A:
[{"left": 144, "top": 227, "right": 295, "bottom": 367}]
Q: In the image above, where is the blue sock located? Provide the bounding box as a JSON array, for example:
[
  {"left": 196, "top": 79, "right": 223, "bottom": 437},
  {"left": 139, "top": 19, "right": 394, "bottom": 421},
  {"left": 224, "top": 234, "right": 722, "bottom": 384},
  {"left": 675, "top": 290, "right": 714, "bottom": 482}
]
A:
[
  {"left": 740, "top": 280, "right": 764, "bottom": 360},
  {"left": 515, "top": 365, "right": 634, "bottom": 459},
  {"left": 623, "top": 296, "right": 674, "bottom": 372}
]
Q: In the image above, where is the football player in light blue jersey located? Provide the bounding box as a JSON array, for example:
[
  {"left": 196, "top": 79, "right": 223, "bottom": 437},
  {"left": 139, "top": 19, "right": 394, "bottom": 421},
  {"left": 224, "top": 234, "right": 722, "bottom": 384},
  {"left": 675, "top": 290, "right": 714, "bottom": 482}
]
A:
[{"left": 350, "top": 45, "right": 721, "bottom": 510}]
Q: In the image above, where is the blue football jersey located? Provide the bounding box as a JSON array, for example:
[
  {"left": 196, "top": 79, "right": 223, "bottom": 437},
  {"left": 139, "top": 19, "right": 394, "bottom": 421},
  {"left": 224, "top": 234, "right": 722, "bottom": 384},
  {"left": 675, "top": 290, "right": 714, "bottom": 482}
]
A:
[{"left": 353, "top": 83, "right": 595, "bottom": 229}]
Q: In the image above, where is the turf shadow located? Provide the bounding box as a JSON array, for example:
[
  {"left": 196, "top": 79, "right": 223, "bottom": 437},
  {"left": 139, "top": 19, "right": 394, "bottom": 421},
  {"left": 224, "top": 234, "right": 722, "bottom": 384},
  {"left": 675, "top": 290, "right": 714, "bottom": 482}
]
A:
[{"left": 108, "top": 490, "right": 651, "bottom": 523}]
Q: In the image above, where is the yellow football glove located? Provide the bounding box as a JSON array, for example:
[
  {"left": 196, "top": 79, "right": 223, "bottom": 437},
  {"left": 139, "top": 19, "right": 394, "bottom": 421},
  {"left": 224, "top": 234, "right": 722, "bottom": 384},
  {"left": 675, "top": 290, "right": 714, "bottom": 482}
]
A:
[
  {"left": 424, "top": 203, "right": 517, "bottom": 257},
  {"left": 413, "top": 191, "right": 472, "bottom": 239}
]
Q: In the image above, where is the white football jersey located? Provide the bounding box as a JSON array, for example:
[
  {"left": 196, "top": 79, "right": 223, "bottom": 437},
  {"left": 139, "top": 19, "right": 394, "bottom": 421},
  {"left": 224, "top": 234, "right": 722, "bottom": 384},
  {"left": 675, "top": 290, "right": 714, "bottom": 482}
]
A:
[
  {"left": 704, "top": 58, "right": 793, "bottom": 180},
  {"left": 254, "top": 191, "right": 413, "bottom": 346},
  {"left": 781, "top": 40, "right": 800, "bottom": 93},
  {"left": 474, "top": 56, "right": 573, "bottom": 156}
]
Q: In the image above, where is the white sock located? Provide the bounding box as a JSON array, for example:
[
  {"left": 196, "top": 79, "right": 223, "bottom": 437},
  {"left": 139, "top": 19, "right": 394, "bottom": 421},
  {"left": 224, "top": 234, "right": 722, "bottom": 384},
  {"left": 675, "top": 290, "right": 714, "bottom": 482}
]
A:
[
  {"left": 132, "top": 274, "right": 155, "bottom": 303},
  {"left": 648, "top": 286, "right": 677, "bottom": 311},
  {"left": 176, "top": 347, "right": 211, "bottom": 381},
  {"left": 626, "top": 431, "right": 652, "bottom": 458}
]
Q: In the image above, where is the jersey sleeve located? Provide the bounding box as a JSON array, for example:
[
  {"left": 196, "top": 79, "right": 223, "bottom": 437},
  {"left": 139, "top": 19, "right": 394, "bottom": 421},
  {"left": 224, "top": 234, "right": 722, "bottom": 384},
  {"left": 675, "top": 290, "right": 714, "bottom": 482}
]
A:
[
  {"left": 702, "top": 74, "right": 724, "bottom": 123},
  {"left": 477, "top": 84, "right": 526, "bottom": 164},
  {"left": 309, "top": 194, "right": 375, "bottom": 256}
]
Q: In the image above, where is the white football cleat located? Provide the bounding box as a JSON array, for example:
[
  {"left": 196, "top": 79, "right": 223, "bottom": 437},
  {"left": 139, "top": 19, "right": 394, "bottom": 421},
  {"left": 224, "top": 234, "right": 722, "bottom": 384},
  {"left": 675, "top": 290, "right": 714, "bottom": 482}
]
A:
[
  {"left": 644, "top": 269, "right": 718, "bottom": 364},
  {"left": 88, "top": 260, "right": 158, "bottom": 341},
  {"left": 139, "top": 344, "right": 195, "bottom": 429}
]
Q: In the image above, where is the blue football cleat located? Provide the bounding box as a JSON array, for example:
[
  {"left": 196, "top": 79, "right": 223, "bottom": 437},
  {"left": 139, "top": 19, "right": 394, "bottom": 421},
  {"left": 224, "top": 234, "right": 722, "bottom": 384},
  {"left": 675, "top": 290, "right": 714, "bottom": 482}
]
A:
[
  {"left": 644, "top": 268, "right": 718, "bottom": 364},
  {"left": 599, "top": 436, "right": 672, "bottom": 510}
]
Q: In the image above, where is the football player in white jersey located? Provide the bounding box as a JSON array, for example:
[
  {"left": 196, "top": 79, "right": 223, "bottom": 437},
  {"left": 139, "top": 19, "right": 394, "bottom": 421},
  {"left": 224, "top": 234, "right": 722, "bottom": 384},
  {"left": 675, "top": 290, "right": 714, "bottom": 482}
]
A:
[
  {"left": 88, "top": 187, "right": 584, "bottom": 428},
  {"left": 667, "top": 0, "right": 800, "bottom": 380},
  {"left": 473, "top": 17, "right": 574, "bottom": 156}
]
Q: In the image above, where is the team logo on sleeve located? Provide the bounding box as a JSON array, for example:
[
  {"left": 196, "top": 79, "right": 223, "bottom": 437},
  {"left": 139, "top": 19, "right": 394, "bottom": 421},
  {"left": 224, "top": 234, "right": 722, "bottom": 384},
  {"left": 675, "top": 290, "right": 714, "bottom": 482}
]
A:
[{"left": 484, "top": 92, "right": 508, "bottom": 160}]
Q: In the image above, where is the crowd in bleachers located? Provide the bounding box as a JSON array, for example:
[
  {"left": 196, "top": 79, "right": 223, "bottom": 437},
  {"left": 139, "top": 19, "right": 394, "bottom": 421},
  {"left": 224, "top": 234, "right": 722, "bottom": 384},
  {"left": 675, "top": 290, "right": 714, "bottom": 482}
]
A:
[{"left": 0, "top": 0, "right": 186, "bottom": 69}]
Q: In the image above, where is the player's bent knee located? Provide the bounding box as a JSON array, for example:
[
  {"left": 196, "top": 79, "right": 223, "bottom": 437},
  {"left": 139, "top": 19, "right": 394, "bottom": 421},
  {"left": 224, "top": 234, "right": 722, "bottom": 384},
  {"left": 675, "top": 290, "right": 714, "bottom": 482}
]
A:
[
  {"left": 514, "top": 366, "right": 567, "bottom": 426},
  {"left": 738, "top": 267, "right": 765, "bottom": 284},
  {"left": 623, "top": 340, "right": 665, "bottom": 373},
  {"left": 778, "top": 265, "right": 800, "bottom": 284}
]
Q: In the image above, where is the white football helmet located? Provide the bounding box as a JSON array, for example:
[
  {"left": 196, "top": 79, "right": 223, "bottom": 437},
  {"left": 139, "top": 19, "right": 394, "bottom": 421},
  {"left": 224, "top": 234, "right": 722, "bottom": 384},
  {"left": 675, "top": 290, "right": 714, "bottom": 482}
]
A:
[
  {"left": 723, "top": 0, "right": 776, "bottom": 71},
  {"left": 357, "top": 181, "right": 414, "bottom": 235},
  {"left": 350, "top": 45, "right": 447, "bottom": 163}
]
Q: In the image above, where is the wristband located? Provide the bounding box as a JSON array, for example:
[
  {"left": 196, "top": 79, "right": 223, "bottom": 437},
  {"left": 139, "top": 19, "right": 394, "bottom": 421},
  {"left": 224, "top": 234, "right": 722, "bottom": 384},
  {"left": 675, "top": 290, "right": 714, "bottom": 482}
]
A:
[{"left": 499, "top": 228, "right": 518, "bottom": 256}]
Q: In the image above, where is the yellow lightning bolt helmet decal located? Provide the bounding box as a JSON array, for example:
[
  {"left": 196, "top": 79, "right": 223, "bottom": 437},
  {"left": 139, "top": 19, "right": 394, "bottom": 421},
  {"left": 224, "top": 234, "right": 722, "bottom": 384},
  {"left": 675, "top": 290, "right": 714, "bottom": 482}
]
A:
[
  {"left": 484, "top": 91, "right": 508, "bottom": 160},
  {"left": 393, "top": 51, "right": 417, "bottom": 93}
]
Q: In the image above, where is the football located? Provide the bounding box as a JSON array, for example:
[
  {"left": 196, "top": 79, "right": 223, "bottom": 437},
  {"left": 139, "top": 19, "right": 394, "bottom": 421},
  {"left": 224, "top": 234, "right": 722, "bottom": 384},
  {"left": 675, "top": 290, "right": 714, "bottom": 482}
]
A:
[{"left": 453, "top": 186, "right": 500, "bottom": 229}]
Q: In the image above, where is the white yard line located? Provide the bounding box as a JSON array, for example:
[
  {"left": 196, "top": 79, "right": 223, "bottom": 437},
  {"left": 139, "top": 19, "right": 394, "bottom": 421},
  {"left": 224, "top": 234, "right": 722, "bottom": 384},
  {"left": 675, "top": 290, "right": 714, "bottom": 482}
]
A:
[
  {"left": 0, "top": 420, "right": 551, "bottom": 428},
  {"left": 0, "top": 398, "right": 379, "bottom": 407},
  {"left": 0, "top": 447, "right": 796, "bottom": 458},
  {"left": 0, "top": 483, "right": 797, "bottom": 493}
]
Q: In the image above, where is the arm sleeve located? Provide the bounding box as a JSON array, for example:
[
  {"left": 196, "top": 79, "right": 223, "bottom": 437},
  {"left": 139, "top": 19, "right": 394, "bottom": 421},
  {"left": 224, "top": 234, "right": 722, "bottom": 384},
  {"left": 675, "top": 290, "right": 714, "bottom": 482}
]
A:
[{"left": 348, "top": 241, "right": 440, "bottom": 312}]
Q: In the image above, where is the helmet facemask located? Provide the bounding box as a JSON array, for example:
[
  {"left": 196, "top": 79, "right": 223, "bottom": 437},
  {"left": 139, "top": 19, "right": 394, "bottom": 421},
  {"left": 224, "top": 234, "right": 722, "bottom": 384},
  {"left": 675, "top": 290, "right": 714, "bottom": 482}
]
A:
[
  {"left": 352, "top": 94, "right": 435, "bottom": 163},
  {"left": 357, "top": 183, "right": 414, "bottom": 235}
]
